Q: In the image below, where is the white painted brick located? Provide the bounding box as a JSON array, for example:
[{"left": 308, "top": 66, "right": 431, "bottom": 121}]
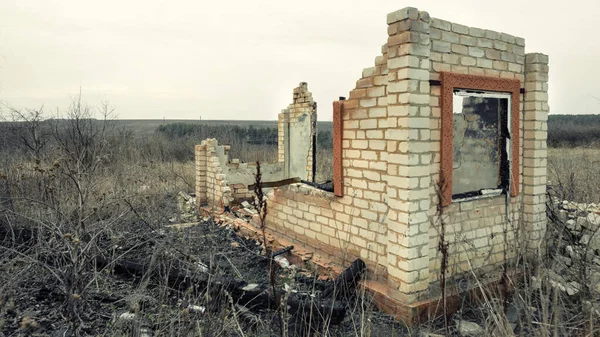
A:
[
  {"left": 387, "top": 55, "right": 420, "bottom": 69},
  {"left": 360, "top": 98, "right": 377, "bottom": 108}
]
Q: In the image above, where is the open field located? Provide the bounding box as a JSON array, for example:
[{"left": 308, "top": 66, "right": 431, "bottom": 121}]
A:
[{"left": 1, "top": 105, "right": 600, "bottom": 336}]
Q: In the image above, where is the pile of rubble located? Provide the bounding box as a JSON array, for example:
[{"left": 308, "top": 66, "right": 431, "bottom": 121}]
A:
[
  {"left": 232, "top": 200, "right": 258, "bottom": 218},
  {"left": 164, "top": 193, "right": 367, "bottom": 329},
  {"left": 533, "top": 199, "right": 600, "bottom": 301},
  {"left": 168, "top": 191, "right": 197, "bottom": 223}
]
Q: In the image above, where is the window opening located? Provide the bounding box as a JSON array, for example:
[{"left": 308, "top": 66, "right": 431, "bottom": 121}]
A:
[{"left": 451, "top": 90, "right": 511, "bottom": 201}]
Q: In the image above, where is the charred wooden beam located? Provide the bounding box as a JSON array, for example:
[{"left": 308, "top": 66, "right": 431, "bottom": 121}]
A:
[
  {"left": 301, "top": 180, "right": 333, "bottom": 192},
  {"left": 270, "top": 245, "right": 294, "bottom": 258},
  {"left": 248, "top": 177, "right": 301, "bottom": 190},
  {"left": 322, "top": 259, "right": 366, "bottom": 300},
  {"left": 96, "top": 255, "right": 349, "bottom": 325}
]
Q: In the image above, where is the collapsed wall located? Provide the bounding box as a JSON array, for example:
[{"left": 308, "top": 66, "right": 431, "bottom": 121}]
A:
[
  {"left": 195, "top": 6, "right": 549, "bottom": 324},
  {"left": 195, "top": 139, "right": 285, "bottom": 208}
]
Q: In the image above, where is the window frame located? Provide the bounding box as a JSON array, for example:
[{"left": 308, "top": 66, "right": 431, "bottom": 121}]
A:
[
  {"left": 440, "top": 72, "right": 521, "bottom": 206},
  {"left": 333, "top": 100, "right": 344, "bottom": 197},
  {"left": 451, "top": 90, "right": 511, "bottom": 200}
]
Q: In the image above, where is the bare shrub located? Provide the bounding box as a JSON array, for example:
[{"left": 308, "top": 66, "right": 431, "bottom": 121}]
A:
[{"left": 0, "top": 95, "right": 200, "bottom": 334}]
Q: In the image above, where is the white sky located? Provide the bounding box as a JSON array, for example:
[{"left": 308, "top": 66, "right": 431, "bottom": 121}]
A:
[{"left": 1, "top": 0, "right": 599, "bottom": 120}]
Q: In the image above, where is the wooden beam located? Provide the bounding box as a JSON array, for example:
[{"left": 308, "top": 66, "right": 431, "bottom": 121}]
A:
[{"left": 248, "top": 177, "right": 301, "bottom": 190}]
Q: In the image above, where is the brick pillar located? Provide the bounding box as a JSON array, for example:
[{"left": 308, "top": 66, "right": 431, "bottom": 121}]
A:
[
  {"left": 522, "top": 53, "right": 549, "bottom": 248},
  {"left": 195, "top": 144, "right": 207, "bottom": 208},
  {"left": 277, "top": 111, "right": 286, "bottom": 163},
  {"left": 385, "top": 7, "right": 432, "bottom": 299}
]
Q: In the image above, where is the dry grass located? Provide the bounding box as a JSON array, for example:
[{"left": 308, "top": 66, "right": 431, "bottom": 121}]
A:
[{"left": 547, "top": 147, "right": 600, "bottom": 203}]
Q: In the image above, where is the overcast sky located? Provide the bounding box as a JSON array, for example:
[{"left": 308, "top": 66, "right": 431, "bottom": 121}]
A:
[{"left": 1, "top": 0, "right": 598, "bottom": 120}]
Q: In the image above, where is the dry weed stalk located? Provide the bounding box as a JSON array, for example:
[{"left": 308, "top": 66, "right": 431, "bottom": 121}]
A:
[
  {"left": 252, "top": 161, "right": 285, "bottom": 336},
  {"left": 432, "top": 178, "right": 451, "bottom": 335}
]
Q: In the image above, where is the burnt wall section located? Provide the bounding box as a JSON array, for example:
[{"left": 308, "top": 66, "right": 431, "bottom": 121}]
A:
[
  {"left": 278, "top": 83, "right": 317, "bottom": 181},
  {"left": 332, "top": 101, "right": 344, "bottom": 197}
]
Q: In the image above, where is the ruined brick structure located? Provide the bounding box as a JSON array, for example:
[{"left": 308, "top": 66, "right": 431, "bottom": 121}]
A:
[
  {"left": 195, "top": 6, "right": 549, "bottom": 323},
  {"left": 195, "top": 83, "right": 316, "bottom": 207}
]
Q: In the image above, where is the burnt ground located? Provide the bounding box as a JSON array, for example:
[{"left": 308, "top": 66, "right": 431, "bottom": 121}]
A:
[{"left": 0, "top": 207, "right": 413, "bottom": 336}]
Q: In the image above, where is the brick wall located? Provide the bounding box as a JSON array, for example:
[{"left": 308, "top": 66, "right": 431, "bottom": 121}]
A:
[
  {"left": 424, "top": 13, "right": 531, "bottom": 294},
  {"left": 522, "top": 53, "right": 549, "bottom": 248},
  {"left": 385, "top": 8, "right": 433, "bottom": 297}
]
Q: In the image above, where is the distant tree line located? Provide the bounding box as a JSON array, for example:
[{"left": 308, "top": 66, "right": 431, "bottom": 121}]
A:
[
  {"left": 548, "top": 114, "right": 600, "bottom": 147},
  {"left": 156, "top": 122, "right": 333, "bottom": 149},
  {"left": 156, "top": 123, "right": 277, "bottom": 145}
]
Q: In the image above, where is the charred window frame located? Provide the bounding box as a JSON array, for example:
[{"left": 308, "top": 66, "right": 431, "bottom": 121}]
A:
[
  {"left": 332, "top": 100, "right": 343, "bottom": 197},
  {"left": 440, "top": 72, "right": 521, "bottom": 206},
  {"left": 451, "top": 91, "right": 511, "bottom": 201},
  {"left": 299, "top": 99, "right": 343, "bottom": 196}
]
